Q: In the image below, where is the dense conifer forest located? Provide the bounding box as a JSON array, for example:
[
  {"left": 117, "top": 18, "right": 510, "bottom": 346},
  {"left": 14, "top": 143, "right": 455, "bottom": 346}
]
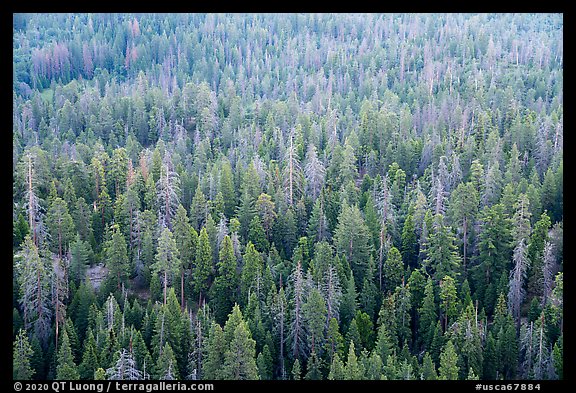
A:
[{"left": 12, "top": 13, "right": 563, "bottom": 380}]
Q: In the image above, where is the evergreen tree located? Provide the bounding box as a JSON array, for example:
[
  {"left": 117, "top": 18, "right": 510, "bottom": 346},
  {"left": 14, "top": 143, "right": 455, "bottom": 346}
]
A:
[
  {"left": 418, "top": 276, "right": 437, "bottom": 349},
  {"left": 202, "top": 322, "right": 225, "bottom": 380},
  {"left": 393, "top": 282, "right": 412, "bottom": 347},
  {"left": 421, "top": 352, "right": 438, "bottom": 380},
  {"left": 13, "top": 212, "right": 30, "bottom": 249},
  {"left": 344, "top": 342, "right": 364, "bottom": 380},
  {"left": 289, "top": 261, "right": 307, "bottom": 362},
  {"left": 383, "top": 246, "right": 404, "bottom": 293},
  {"left": 56, "top": 330, "right": 80, "bottom": 380},
  {"left": 193, "top": 227, "right": 212, "bottom": 304},
  {"left": 78, "top": 330, "right": 99, "bottom": 380},
  {"left": 483, "top": 331, "right": 497, "bottom": 380},
  {"left": 150, "top": 290, "right": 187, "bottom": 373},
  {"left": 401, "top": 213, "right": 418, "bottom": 268},
  {"left": 334, "top": 204, "right": 372, "bottom": 285},
  {"left": 374, "top": 321, "right": 394, "bottom": 365},
  {"left": 69, "top": 234, "right": 91, "bottom": 285},
  {"left": 494, "top": 295, "right": 519, "bottom": 379},
  {"left": 46, "top": 197, "right": 75, "bottom": 259},
  {"left": 257, "top": 344, "right": 273, "bottom": 380},
  {"left": 328, "top": 352, "right": 345, "bottom": 380},
  {"left": 255, "top": 193, "right": 277, "bottom": 241},
  {"left": 240, "top": 242, "right": 263, "bottom": 306},
  {"left": 473, "top": 203, "right": 512, "bottom": 313},
  {"left": 449, "top": 182, "right": 479, "bottom": 269},
  {"left": 526, "top": 212, "right": 552, "bottom": 301},
  {"left": 424, "top": 216, "right": 462, "bottom": 282},
  {"left": 220, "top": 159, "right": 236, "bottom": 218},
  {"left": 211, "top": 235, "right": 239, "bottom": 324},
  {"left": 303, "top": 287, "right": 327, "bottom": 355},
  {"left": 13, "top": 329, "right": 35, "bottom": 380},
  {"left": 304, "top": 349, "right": 323, "bottom": 380},
  {"left": 222, "top": 305, "right": 259, "bottom": 380},
  {"left": 307, "top": 196, "right": 331, "bottom": 243},
  {"left": 508, "top": 239, "right": 529, "bottom": 332},
  {"left": 438, "top": 340, "right": 459, "bottom": 380},
  {"left": 94, "top": 368, "right": 106, "bottom": 380},
  {"left": 132, "top": 330, "right": 152, "bottom": 380},
  {"left": 439, "top": 275, "right": 458, "bottom": 331},
  {"left": 377, "top": 294, "right": 399, "bottom": 351},
  {"left": 155, "top": 343, "right": 179, "bottom": 380},
  {"left": 345, "top": 317, "right": 363, "bottom": 357},
  {"left": 248, "top": 215, "right": 269, "bottom": 253},
  {"left": 552, "top": 335, "right": 562, "bottom": 380},
  {"left": 105, "top": 224, "right": 129, "bottom": 290},
  {"left": 360, "top": 257, "right": 378, "bottom": 320},
  {"left": 235, "top": 189, "right": 256, "bottom": 242},
  {"left": 340, "top": 273, "right": 358, "bottom": 329},
  {"left": 17, "top": 235, "right": 51, "bottom": 344},
  {"left": 364, "top": 351, "right": 383, "bottom": 380},
  {"left": 455, "top": 302, "right": 483, "bottom": 378},
  {"left": 151, "top": 227, "right": 181, "bottom": 305},
  {"left": 325, "top": 317, "right": 344, "bottom": 362},
  {"left": 100, "top": 326, "right": 121, "bottom": 370},
  {"left": 271, "top": 287, "right": 288, "bottom": 380},
  {"left": 430, "top": 321, "right": 445, "bottom": 367},
  {"left": 172, "top": 204, "right": 196, "bottom": 308},
  {"left": 291, "top": 359, "right": 301, "bottom": 380},
  {"left": 190, "top": 185, "right": 209, "bottom": 232},
  {"left": 29, "top": 335, "right": 45, "bottom": 380}
]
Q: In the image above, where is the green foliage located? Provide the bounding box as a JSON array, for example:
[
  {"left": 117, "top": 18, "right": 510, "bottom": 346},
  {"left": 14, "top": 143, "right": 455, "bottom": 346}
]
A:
[
  {"left": 220, "top": 159, "right": 237, "bottom": 218},
  {"left": 303, "top": 287, "right": 327, "bottom": 354},
  {"left": 325, "top": 317, "right": 344, "bottom": 362},
  {"left": 46, "top": 197, "right": 75, "bottom": 257},
  {"left": 424, "top": 217, "right": 462, "bottom": 282},
  {"left": 104, "top": 225, "right": 129, "bottom": 290},
  {"left": 340, "top": 273, "right": 358, "bottom": 330},
  {"left": 240, "top": 242, "right": 263, "bottom": 307},
  {"left": 328, "top": 352, "right": 345, "bottom": 380},
  {"left": 472, "top": 203, "right": 513, "bottom": 313},
  {"left": 221, "top": 305, "right": 259, "bottom": 379},
  {"left": 151, "top": 228, "right": 181, "bottom": 305},
  {"left": 421, "top": 352, "right": 438, "bottom": 380},
  {"left": 13, "top": 329, "right": 35, "bottom": 380},
  {"left": 383, "top": 246, "right": 404, "bottom": 293},
  {"left": 11, "top": 13, "right": 563, "bottom": 381},
  {"left": 155, "top": 343, "right": 179, "bottom": 380},
  {"left": 78, "top": 330, "right": 99, "bottom": 380},
  {"left": 344, "top": 342, "right": 364, "bottom": 380},
  {"left": 438, "top": 340, "right": 459, "bottom": 380},
  {"left": 13, "top": 213, "right": 29, "bottom": 248},
  {"left": 202, "top": 322, "right": 225, "bottom": 379},
  {"left": 257, "top": 344, "right": 273, "bottom": 380},
  {"left": 211, "top": 235, "right": 239, "bottom": 324},
  {"left": 69, "top": 234, "right": 92, "bottom": 285},
  {"left": 56, "top": 330, "right": 80, "bottom": 380},
  {"left": 248, "top": 215, "right": 269, "bottom": 253},
  {"left": 439, "top": 275, "right": 458, "bottom": 330},
  {"left": 193, "top": 227, "right": 212, "bottom": 301},
  {"left": 334, "top": 204, "right": 372, "bottom": 286},
  {"left": 401, "top": 214, "right": 418, "bottom": 268},
  {"left": 552, "top": 335, "right": 562, "bottom": 379}
]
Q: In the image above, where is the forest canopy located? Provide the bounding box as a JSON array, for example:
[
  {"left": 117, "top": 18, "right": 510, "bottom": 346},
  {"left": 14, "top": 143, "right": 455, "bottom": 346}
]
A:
[{"left": 12, "top": 13, "right": 563, "bottom": 381}]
